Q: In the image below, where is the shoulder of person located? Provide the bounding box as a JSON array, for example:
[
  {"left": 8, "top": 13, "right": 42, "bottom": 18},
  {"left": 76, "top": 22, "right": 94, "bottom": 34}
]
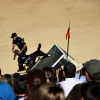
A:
[
  {"left": 17, "top": 37, "right": 23, "bottom": 40},
  {"left": 67, "top": 83, "right": 83, "bottom": 100},
  {"left": 18, "top": 96, "right": 26, "bottom": 100},
  {"left": 17, "top": 37, "right": 25, "bottom": 42}
]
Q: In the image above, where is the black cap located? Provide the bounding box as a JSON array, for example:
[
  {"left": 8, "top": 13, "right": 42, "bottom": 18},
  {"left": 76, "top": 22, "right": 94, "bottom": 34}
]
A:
[{"left": 10, "top": 33, "right": 17, "bottom": 38}]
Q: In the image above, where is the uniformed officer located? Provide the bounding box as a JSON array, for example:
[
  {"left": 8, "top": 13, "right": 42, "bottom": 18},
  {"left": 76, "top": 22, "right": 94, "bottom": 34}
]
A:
[{"left": 11, "top": 33, "right": 27, "bottom": 71}]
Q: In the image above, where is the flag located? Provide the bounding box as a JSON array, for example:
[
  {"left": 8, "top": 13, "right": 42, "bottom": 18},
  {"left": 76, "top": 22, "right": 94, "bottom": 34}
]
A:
[{"left": 66, "top": 27, "right": 70, "bottom": 39}]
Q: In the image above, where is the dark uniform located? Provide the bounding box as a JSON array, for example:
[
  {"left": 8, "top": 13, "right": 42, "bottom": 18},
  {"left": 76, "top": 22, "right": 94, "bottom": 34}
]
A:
[{"left": 12, "top": 37, "right": 27, "bottom": 71}]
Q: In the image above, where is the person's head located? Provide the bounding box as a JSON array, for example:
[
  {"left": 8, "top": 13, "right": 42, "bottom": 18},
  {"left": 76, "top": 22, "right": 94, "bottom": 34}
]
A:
[
  {"left": 83, "top": 59, "right": 100, "bottom": 81},
  {"left": 0, "top": 69, "right": 2, "bottom": 79},
  {"left": 58, "top": 68, "right": 65, "bottom": 82},
  {"left": 42, "top": 66, "right": 54, "bottom": 82},
  {"left": 14, "top": 74, "right": 27, "bottom": 95},
  {"left": 12, "top": 72, "right": 20, "bottom": 80},
  {"left": 11, "top": 33, "right": 17, "bottom": 40},
  {"left": 0, "top": 74, "right": 16, "bottom": 90},
  {"left": 0, "top": 74, "right": 13, "bottom": 87},
  {"left": 0, "top": 69, "right": 1, "bottom": 75},
  {"left": 81, "top": 81, "right": 100, "bottom": 100},
  {"left": 51, "top": 67, "right": 56, "bottom": 79},
  {"left": 34, "top": 83, "right": 65, "bottom": 100},
  {"left": 25, "top": 68, "right": 46, "bottom": 100},
  {"left": 64, "top": 61, "right": 76, "bottom": 78}
]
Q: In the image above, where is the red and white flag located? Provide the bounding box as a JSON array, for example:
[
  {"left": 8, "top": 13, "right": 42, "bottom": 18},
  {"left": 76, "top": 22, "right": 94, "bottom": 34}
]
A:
[{"left": 66, "top": 27, "right": 70, "bottom": 40}]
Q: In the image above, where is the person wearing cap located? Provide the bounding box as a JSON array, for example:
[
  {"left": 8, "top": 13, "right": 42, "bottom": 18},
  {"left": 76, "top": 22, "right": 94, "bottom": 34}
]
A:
[
  {"left": 66, "top": 59, "right": 100, "bottom": 100},
  {"left": 11, "top": 33, "right": 27, "bottom": 71}
]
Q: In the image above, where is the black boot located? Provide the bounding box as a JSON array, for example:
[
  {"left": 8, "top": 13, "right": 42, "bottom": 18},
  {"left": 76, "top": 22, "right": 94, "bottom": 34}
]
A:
[{"left": 17, "top": 64, "right": 26, "bottom": 72}]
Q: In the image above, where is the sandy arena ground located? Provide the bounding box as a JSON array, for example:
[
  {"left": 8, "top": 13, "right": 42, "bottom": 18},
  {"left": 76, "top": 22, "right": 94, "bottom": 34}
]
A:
[{"left": 0, "top": 0, "right": 100, "bottom": 74}]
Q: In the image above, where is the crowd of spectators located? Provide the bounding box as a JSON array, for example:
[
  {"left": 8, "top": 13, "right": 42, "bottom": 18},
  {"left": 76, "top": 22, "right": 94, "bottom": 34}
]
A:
[{"left": 0, "top": 59, "right": 100, "bottom": 100}]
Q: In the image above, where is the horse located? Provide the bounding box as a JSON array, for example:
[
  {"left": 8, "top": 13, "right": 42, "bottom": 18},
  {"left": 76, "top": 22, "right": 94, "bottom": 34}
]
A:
[{"left": 18, "top": 43, "right": 50, "bottom": 70}]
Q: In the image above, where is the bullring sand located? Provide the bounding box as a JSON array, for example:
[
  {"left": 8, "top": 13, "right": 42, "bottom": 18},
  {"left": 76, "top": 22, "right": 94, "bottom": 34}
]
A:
[{"left": 0, "top": 0, "right": 100, "bottom": 74}]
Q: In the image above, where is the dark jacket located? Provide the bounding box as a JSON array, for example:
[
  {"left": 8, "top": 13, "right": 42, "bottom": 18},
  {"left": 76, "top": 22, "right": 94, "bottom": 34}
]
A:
[{"left": 67, "top": 83, "right": 83, "bottom": 100}]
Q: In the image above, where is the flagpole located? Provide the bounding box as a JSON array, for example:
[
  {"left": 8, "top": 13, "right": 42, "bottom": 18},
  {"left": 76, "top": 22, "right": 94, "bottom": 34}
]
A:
[
  {"left": 66, "top": 20, "right": 70, "bottom": 61},
  {"left": 67, "top": 38, "right": 69, "bottom": 58}
]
